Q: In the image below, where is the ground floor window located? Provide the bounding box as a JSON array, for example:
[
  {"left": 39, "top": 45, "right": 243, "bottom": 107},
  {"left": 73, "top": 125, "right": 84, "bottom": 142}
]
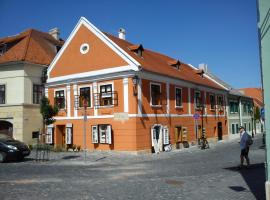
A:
[
  {"left": 46, "top": 127, "right": 54, "bottom": 144},
  {"left": 231, "top": 123, "right": 239, "bottom": 134},
  {"left": 92, "top": 124, "right": 112, "bottom": 144}
]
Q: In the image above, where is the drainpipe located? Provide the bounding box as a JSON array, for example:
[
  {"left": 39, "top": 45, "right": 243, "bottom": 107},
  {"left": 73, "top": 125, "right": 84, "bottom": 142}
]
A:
[{"left": 239, "top": 96, "right": 243, "bottom": 126}]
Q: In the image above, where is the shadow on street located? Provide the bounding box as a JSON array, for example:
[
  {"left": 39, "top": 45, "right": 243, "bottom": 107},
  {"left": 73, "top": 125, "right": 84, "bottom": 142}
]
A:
[{"left": 224, "top": 163, "right": 266, "bottom": 200}]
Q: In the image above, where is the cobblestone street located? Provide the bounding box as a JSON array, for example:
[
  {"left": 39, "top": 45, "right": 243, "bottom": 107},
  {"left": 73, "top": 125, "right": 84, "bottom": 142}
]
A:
[{"left": 0, "top": 134, "right": 265, "bottom": 200}]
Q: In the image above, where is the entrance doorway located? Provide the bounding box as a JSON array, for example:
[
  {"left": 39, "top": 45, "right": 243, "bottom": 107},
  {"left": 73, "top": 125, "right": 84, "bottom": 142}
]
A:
[
  {"left": 218, "top": 122, "right": 223, "bottom": 140},
  {"left": 151, "top": 125, "right": 163, "bottom": 153},
  {"left": 0, "top": 120, "right": 13, "bottom": 137},
  {"left": 56, "top": 125, "right": 66, "bottom": 146}
]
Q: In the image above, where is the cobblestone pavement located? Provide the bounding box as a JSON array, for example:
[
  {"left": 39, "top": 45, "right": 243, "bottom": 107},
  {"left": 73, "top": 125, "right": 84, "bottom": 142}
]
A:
[{"left": 0, "top": 134, "right": 266, "bottom": 200}]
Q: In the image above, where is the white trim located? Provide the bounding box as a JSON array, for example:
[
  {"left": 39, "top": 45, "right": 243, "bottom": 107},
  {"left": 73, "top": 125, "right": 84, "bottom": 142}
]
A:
[
  {"left": 73, "top": 84, "right": 78, "bottom": 117},
  {"left": 47, "top": 17, "right": 140, "bottom": 79},
  {"left": 123, "top": 78, "right": 129, "bottom": 113},
  {"left": 45, "top": 87, "right": 48, "bottom": 98},
  {"left": 54, "top": 113, "right": 226, "bottom": 120},
  {"left": 188, "top": 87, "right": 191, "bottom": 114},
  {"left": 166, "top": 82, "right": 170, "bottom": 114},
  {"left": 175, "top": 86, "right": 183, "bottom": 108},
  {"left": 66, "top": 84, "right": 71, "bottom": 117},
  {"left": 138, "top": 77, "right": 142, "bottom": 115},
  {"left": 93, "top": 82, "right": 98, "bottom": 116},
  {"left": 78, "top": 84, "right": 93, "bottom": 108},
  {"left": 150, "top": 82, "right": 162, "bottom": 107},
  {"left": 80, "top": 43, "right": 90, "bottom": 54},
  {"left": 47, "top": 65, "right": 134, "bottom": 83}
]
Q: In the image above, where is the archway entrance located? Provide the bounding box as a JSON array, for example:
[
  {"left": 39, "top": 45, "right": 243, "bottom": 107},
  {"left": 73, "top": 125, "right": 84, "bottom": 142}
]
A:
[{"left": 0, "top": 120, "right": 13, "bottom": 137}]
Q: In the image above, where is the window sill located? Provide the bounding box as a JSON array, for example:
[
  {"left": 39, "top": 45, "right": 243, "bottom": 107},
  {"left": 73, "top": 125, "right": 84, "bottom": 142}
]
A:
[
  {"left": 175, "top": 106, "right": 183, "bottom": 109},
  {"left": 151, "top": 105, "right": 162, "bottom": 108}
]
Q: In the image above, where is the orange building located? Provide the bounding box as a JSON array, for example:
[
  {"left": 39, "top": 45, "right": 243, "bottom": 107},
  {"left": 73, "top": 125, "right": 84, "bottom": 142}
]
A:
[{"left": 46, "top": 17, "right": 228, "bottom": 153}]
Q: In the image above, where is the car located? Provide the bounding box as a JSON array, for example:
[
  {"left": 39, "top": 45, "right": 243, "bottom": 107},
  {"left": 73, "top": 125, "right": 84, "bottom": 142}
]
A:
[{"left": 0, "top": 134, "right": 31, "bottom": 163}]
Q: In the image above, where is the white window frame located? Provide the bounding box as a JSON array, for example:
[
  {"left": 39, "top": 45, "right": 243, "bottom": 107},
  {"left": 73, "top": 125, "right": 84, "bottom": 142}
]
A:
[
  {"left": 150, "top": 82, "right": 162, "bottom": 107},
  {"left": 0, "top": 84, "right": 6, "bottom": 104},
  {"left": 66, "top": 126, "right": 72, "bottom": 145},
  {"left": 175, "top": 87, "right": 183, "bottom": 108},
  {"left": 98, "top": 124, "right": 112, "bottom": 144},
  {"left": 91, "top": 125, "right": 99, "bottom": 144},
  {"left": 54, "top": 88, "right": 66, "bottom": 110},
  {"left": 46, "top": 127, "right": 53, "bottom": 144},
  {"left": 78, "top": 84, "right": 93, "bottom": 108},
  {"left": 98, "top": 82, "right": 114, "bottom": 108},
  {"left": 209, "top": 94, "right": 216, "bottom": 110},
  {"left": 194, "top": 90, "right": 201, "bottom": 109},
  {"left": 229, "top": 100, "right": 238, "bottom": 114}
]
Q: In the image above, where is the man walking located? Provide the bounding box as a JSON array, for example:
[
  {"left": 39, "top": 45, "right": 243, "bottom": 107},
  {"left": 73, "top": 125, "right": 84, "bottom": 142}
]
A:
[{"left": 239, "top": 126, "right": 250, "bottom": 169}]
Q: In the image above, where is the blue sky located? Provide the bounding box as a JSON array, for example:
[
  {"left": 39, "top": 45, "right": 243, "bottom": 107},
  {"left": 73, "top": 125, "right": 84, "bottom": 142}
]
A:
[{"left": 0, "top": 0, "right": 261, "bottom": 88}]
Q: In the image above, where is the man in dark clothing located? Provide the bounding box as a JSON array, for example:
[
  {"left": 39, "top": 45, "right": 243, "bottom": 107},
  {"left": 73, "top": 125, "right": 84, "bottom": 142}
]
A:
[{"left": 239, "top": 126, "right": 250, "bottom": 169}]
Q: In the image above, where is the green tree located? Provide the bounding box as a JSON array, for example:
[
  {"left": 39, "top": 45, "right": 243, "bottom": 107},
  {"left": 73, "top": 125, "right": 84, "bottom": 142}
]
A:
[
  {"left": 254, "top": 106, "right": 261, "bottom": 122},
  {"left": 40, "top": 96, "right": 59, "bottom": 125}
]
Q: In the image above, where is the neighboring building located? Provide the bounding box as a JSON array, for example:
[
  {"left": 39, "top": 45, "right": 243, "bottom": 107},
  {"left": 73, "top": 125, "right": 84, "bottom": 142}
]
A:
[
  {"left": 46, "top": 17, "right": 228, "bottom": 153},
  {"left": 199, "top": 64, "right": 254, "bottom": 139},
  {"left": 0, "top": 28, "right": 63, "bottom": 144},
  {"left": 257, "top": 0, "right": 270, "bottom": 198},
  {"left": 239, "top": 87, "right": 264, "bottom": 133}
]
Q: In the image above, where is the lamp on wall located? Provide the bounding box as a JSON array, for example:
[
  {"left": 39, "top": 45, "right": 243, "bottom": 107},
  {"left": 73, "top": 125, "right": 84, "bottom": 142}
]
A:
[{"left": 132, "top": 75, "right": 139, "bottom": 96}]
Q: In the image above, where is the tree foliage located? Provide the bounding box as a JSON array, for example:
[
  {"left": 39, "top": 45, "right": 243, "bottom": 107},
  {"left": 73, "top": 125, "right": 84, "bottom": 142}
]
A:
[
  {"left": 40, "top": 96, "right": 59, "bottom": 125},
  {"left": 254, "top": 106, "right": 261, "bottom": 122}
]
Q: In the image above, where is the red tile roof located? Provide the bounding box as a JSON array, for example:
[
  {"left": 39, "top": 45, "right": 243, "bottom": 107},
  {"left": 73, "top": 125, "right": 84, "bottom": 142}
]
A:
[
  {"left": 0, "top": 29, "right": 63, "bottom": 66},
  {"left": 105, "top": 33, "right": 225, "bottom": 90},
  {"left": 239, "top": 88, "right": 263, "bottom": 108}
]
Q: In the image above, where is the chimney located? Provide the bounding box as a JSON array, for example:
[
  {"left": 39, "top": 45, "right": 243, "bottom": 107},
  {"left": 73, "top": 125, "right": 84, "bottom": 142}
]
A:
[
  {"left": 49, "top": 28, "right": 60, "bottom": 40},
  {"left": 198, "top": 63, "right": 208, "bottom": 72},
  {"left": 118, "top": 28, "right": 126, "bottom": 40}
]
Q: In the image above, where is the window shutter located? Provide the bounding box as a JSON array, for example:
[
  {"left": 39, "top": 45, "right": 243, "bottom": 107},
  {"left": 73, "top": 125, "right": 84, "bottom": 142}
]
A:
[
  {"left": 151, "top": 127, "right": 156, "bottom": 146},
  {"left": 106, "top": 125, "right": 112, "bottom": 144},
  {"left": 46, "top": 128, "right": 53, "bottom": 144},
  {"left": 92, "top": 125, "right": 98, "bottom": 144},
  {"left": 163, "top": 127, "right": 169, "bottom": 145},
  {"left": 66, "top": 127, "right": 72, "bottom": 144}
]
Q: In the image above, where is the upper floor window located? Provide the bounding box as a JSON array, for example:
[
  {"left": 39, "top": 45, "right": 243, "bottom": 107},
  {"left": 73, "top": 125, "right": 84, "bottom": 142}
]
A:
[
  {"left": 100, "top": 84, "right": 113, "bottom": 106},
  {"left": 217, "top": 95, "right": 223, "bottom": 109},
  {"left": 79, "top": 87, "right": 91, "bottom": 107},
  {"left": 194, "top": 91, "right": 202, "bottom": 109},
  {"left": 229, "top": 101, "right": 239, "bottom": 113},
  {"left": 175, "top": 87, "right": 182, "bottom": 107},
  {"left": 33, "top": 84, "right": 43, "bottom": 104},
  {"left": 151, "top": 83, "right": 161, "bottom": 106},
  {"left": 55, "top": 90, "right": 65, "bottom": 109},
  {"left": 209, "top": 94, "right": 215, "bottom": 110},
  {"left": 0, "top": 85, "right": 5, "bottom": 104},
  {"left": 243, "top": 103, "right": 248, "bottom": 113}
]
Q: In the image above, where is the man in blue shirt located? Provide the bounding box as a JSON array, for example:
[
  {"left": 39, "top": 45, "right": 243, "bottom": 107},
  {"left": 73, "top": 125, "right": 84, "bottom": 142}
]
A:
[{"left": 239, "top": 126, "right": 250, "bottom": 169}]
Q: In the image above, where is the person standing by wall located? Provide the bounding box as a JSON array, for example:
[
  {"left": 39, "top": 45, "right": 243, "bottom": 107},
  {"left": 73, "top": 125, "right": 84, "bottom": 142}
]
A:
[{"left": 239, "top": 126, "right": 251, "bottom": 169}]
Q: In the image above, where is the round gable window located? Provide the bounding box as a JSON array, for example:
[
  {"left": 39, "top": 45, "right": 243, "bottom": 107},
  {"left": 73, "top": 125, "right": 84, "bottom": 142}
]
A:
[{"left": 80, "top": 43, "right": 89, "bottom": 54}]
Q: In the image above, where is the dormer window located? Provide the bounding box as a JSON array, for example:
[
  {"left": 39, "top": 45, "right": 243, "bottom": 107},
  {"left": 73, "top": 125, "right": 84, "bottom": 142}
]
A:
[
  {"left": 128, "top": 44, "right": 144, "bottom": 57},
  {"left": 168, "top": 60, "right": 181, "bottom": 70},
  {"left": 0, "top": 43, "right": 7, "bottom": 56},
  {"left": 196, "top": 69, "right": 205, "bottom": 78}
]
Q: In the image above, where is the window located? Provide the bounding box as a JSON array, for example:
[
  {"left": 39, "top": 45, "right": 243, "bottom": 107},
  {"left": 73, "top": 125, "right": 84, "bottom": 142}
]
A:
[
  {"left": 217, "top": 95, "right": 223, "bottom": 109},
  {"left": 79, "top": 87, "right": 91, "bottom": 107},
  {"left": 100, "top": 84, "right": 113, "bottom": 106},
  {"left": 229, "top": 101, "right": 239, "bottom": 113},
  {"left": 209, "top": 94, "right": 215, "bottom": 110},
  {"left": 243, "top": 103, "right": 247, "bottom": 113},
  {"left": 175, "top": 87, "right": 182, "bottom": 107},
  {"left": 0, "top": 85, "right": 5, "bottom": 104},
  {"left": 91, "top": 124, "right": 112, "bottom": 144},
  {"left": 151, "top": 83, "right": 161, "bottom": 106},
  {"left": 0, "top": 44, "right": 7, "bottom": 56},
  {"left": 194, "top": 91, "right": 202, "bottom": 109},
  {"left": 80, "top": 43, "right": 89, "bottom": 54},
  {"left": 244, "top": 123, "right": 247, "bottom": 130},
  {"left": 46, "top": 127, "right": 53, "bottom": 144},
  {"left": 32, "top": 131, "right": 39, "bottom": 139},
  {"left": 55, "top": 90, "right": 65, "bottom": 109},
  {"left": 236, "top": 124, "right": 239, "bottom": 133},
  {"left": 33, "top": 84, "right": 43, "bottom": 104}
]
